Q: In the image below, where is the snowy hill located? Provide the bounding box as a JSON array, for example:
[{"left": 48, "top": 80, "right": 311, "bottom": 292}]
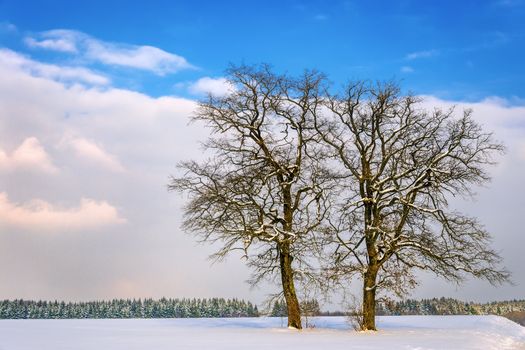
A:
[{"left": 0, "top": 316, "right": 523, "bottom": 350}]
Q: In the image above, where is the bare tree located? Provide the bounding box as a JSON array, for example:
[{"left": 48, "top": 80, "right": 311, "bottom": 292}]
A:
[
  {"left": 315, "top": 81, "right": 510, "bottom": 330},
  {"left": 169, "top": 65, "right": 332, "bottom": 329}
]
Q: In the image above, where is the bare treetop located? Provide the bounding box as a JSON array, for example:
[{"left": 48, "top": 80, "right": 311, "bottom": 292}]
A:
[
  {"left": 170, "top": 65, "right": 334, "bottom": 329},
  {"left": 315, "top": 81, "right": 509, "bottom": 330}
]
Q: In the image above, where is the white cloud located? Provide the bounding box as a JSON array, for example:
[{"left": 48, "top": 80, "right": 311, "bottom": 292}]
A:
[
  {"left": 0, "top": 48, "right": 109, "bottom": 85},
  {"left": 418, "top": 95, "right": 525, "bottom": 180},
  {"left": 25, "top": 36, "right": 77, "bottom": 53},
  {"left": 85, "top": 41, "right": 192, "bottom": 75},
  {"left": 406, "top": 49, "right": 439, "bottom": 60},
  {"left": 0, "top": 53, "right": 199, "bottom": 143},
  {"left": 401, "top": 66, "right": 414, "bottom": 73},
  {"left": 0, "top": 137, "right": 58, "bottom": 174},
  {"left": 25, "top": 29, "right": 194, "bottom": 75},
  {"left": 0, "top": 192, "right": 125, "bottom": 232},
  {"left": 63, "top": 136, "right": 125, "bottom": 172},
  {"left": 188, "top": 77, "right": 234, "bottom": 97},
  {"left": 419, "top": 95, "right": 525, "bottom": 132},
  {"left": 519, "top": 142, "right": 525, "bottom": 161}
]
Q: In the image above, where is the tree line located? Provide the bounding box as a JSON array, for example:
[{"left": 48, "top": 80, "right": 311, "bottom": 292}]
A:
[
  {"left": 269, "top": 297, "right": 525, "bottom": 318},
  {"left": 377, "top": 297, "right": 525, "bottom": 316},
  {"left": 170, "top": 64, "right": 509, "bottom": 330},
  {"left": 3, "top": 296, "right": 522, "bottom": 320},
  {"left": 0, "top": 298, "right": 259, "bottom": 319}
]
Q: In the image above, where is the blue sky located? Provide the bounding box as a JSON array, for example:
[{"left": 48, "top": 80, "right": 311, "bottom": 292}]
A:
[
  {"left": 0, "top": 1, "right": 524, "bottom": 304},
  {"left": 1, "top": 0, "right": 524, "bottom": 100}
]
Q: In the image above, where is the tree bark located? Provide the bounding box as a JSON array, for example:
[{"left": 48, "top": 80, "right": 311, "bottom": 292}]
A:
[
  {"left": 362, "top": 266, "right": 378, "bottom": 331},
  {"left": 279, "top": 242, "right": 302, "bottom": 329}
]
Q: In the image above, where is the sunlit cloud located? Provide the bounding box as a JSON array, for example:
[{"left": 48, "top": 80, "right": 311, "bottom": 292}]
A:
[
  {"left": 0, "top": 192, "right": 126, "bottom": 232},
  {"left": 62, "top": 136, "right": 125, "bottom": 172},
  {"left": 0, "top": 137, "right": 58, "bottom": 174}
]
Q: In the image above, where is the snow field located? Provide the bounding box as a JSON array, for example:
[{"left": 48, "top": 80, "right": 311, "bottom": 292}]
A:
[{"left": 0, "top": 315, "right": 524, "bottom": 350}]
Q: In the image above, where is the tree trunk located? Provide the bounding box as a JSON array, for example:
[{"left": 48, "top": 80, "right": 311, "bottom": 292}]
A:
[
  {"left": 362, "top": 266, "right": 378, "bottom": 331},
  {"left": 279, "top": 242, "right": 302, "bottom": 329}
]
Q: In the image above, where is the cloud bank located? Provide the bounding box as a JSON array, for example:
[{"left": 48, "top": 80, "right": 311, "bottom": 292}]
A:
[
  {"left": 0, "top": 42, "right": 252, "bottom": 301},
  {"left": 0, "top": 37, "right": 524, "bottom": 303}
]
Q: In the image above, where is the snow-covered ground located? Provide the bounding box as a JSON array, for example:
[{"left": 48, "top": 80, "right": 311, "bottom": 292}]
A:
[{"left": 0, "top": 316, "right": 524, "bottom": 350}]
